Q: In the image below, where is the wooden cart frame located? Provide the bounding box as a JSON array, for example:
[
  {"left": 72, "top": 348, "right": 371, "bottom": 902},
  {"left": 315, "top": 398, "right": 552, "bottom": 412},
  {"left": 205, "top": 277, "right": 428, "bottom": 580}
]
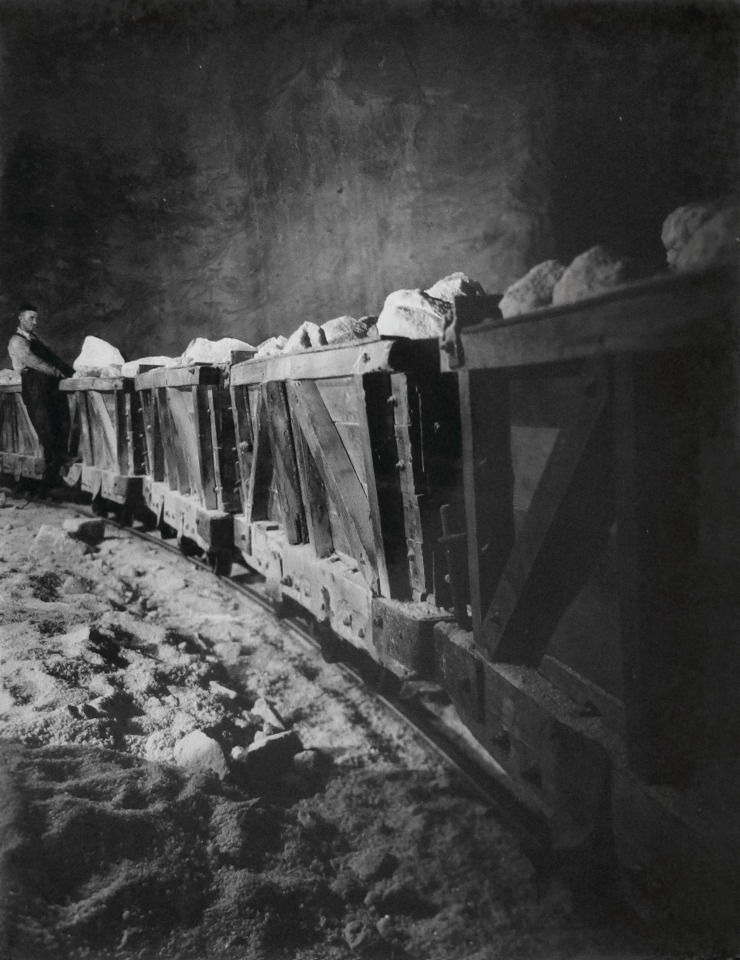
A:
[
  {"left": 0, "top": 377, "right": 45, "bottom": 481},
  {"left": 229, "top": 339, "right": 461, "bottom": 677},
  {"left": 437, "top": 265, "right": 740, "bottom": 934},
  {"left": 135, "top": 364, "right": 239, "bottom": 570},
  {"left": 59, "top": 376, "right": 146, "bottom": 510}
]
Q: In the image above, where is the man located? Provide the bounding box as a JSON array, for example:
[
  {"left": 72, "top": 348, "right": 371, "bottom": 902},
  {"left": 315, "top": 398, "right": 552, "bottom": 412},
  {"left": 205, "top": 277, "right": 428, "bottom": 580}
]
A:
[{"left": 7, "top": 303, "right": 74, "bottom": 486}]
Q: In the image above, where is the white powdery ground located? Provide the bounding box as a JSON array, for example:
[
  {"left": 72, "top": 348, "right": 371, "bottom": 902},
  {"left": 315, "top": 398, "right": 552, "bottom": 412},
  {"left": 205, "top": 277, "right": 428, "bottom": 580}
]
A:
[{"left": 0, "top": 494, "right": 659, "bottom": 960}]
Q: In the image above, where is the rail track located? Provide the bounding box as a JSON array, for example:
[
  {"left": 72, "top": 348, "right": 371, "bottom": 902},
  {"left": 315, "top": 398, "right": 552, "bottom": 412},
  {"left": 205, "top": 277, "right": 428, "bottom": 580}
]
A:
[{"left": 33, "top": 489, "right": 550, "bottom": 859}]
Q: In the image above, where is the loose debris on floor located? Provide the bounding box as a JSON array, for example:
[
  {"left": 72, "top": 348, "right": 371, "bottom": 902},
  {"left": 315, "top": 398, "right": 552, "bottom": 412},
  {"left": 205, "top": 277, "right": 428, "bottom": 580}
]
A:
[{"left": 0, "top": 492, "right": 668, "bottom": 959}]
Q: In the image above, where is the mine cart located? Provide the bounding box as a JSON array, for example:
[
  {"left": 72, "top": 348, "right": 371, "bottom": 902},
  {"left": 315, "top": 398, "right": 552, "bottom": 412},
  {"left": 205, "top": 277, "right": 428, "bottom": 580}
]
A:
[
  {"left": 134, "top": 364, "right": 240, "bottom": 573},
  {"left": 229, "top": 339, "right": 462, "bottom": 677},
  {"left": 0, "top": 374, "right": 46, "bottom": 481},
  {"left": 437, "top": 265, "right": 740, "bottom": 933},
  {"left": 59, "top": 375, "right": 146, "bottom": 515}
]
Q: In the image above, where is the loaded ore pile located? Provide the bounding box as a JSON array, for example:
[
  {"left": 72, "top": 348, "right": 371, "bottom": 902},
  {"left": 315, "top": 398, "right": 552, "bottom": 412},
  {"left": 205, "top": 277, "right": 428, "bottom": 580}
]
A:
[{"left": 0, "top": 498, "right": 666, "bottom": 960}]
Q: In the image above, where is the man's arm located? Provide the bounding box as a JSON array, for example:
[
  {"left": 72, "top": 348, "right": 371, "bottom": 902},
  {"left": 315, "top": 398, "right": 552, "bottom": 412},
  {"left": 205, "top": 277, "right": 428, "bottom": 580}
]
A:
[{"left": 8, "top": 335, "right": 64, "bottom": 377}]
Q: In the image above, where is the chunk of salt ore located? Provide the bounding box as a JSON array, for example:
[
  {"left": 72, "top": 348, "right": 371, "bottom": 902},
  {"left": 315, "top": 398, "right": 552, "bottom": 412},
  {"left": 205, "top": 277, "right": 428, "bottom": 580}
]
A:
[
  {"left": 662, "top": 200, "right": 740, "bottom": 272},
  {"left": 552, "top": 245, "right": 645, "bottom": 306},
  {"left": 499, "top": 260, "right": 566, "bottom": 318},
  {"left": 376, "top": 289, "right": 452, "bottom": 339},
  {"left": 321, "top": 315, "right": 376, "bottom": 344},
  {"left": 73, "top": 336, "right": 125, "bottom": 376},
  {"left": 254, "top": 335, "right": 287, "bottom": 360},
  {"left": 377, "top": 272, "right": 485, "bottom": 340},
  {"left": 282, "top": 321, "right": 327, "bottom": 354},
  {"left": 0, "top": 369, "right": 20, "bottom": 384},
  {"left": 180, "top": 337, "right": 255, "bottom": 365}
]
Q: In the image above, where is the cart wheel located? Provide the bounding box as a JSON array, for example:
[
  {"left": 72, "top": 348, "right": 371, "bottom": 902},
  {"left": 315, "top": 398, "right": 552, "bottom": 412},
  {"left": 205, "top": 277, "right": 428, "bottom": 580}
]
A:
[
  {"left": 91, "top": 497, "right": 107, "bottom": 517},
  {"left": 209, "top": 551, "right": 232, "bottom": 578},
  {"left": 177, "top": 536, "right": 200, "bottom": 558},
  {"left": 116, "top": 506, "right": 134, "bottom": 527}
]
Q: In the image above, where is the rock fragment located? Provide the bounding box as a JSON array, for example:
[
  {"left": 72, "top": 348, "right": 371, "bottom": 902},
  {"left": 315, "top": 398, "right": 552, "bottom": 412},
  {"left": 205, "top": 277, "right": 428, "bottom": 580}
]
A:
[
  {"left": 283, "top": 322, "right": 327, "bottom": 354},
  {"left": 499, "top": 259, "right": 566, "bottom": 317},
  {"left": 250, "top": 696, "right": 285, "bottom": 731},
  {"left": 62, "top": 517, "right": 106, "bottom": 545},
  {"left": 344, "top": 919, "right": 378, "bottom": 952},
  {"left": 174, "top": 730, "right": 229, "bottom": 779},
  {"left": 376, "top": 289, "right": 452, "bottom": 339},
  {"left": 349, "top": 849, "right": 399, "bottom": 883},
  {"left": 666, "top": 203, "right": 740, "bottom": 272},
  {"left": 424, "top": 271, "right": 486, "bottom": 302},
  {"left": 552, "top": 245, "right": 642, "bottom": 306},
  {"left": 321, "top": 315, "right": 376, "bottom": 345},
  {"left": 32, "top": 525, "right": 89, "bottom": 560},
  {"left": 73, "top": 336, "right": 125, "bottom": 377},
  {"left": 241, "top": 729, "right": 303, "bottom": 774},
  {"left": 179, "top": 337, "right": 255, "bottom": 365},
  {"left": 253, "top": 335, "right": 287, "bottom": 359}
]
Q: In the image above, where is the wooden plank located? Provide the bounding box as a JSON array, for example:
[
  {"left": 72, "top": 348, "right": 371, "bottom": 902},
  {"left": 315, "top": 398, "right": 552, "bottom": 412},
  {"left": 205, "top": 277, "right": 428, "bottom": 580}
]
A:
[
  {"left": 77, "top": 394, "right": 94, "bottom": 467},
  {"left": 230, "top": 338, "right": 441, "bottom": 387},
  {"left": 615, "top": 350, "right": 704, "bottom": 784},
  {"left": 214, "top": 385, "right": 241, "bottom": 513},
  {"left": 262, "top": 380, "right": 307, "bottom": 545},
  {"left": 193, "top": 385, "right": 219, "bottom": 510},
  {"left": 230, "top": 382, "right": 253, "bottom": 510},
  {"left": 59, "top": 376, "right": 134, "bottom": 392},
  {"left": 361, "top": 372, "right": 411, "bottom": 599},
  {"left": 286, "top": 378, "right": 380, "bottom": 592},
  {"left": 156, "top": 387, "right": 182, "bottom": 491},
  {"left": 353, "top": 375, "right": 391, "bottom": 596},
  {"left": 135, "top": 364, "right": 221, "bottom": 390},
  {"left": 459, "top": 369, "right": 516, "bottom": 644},
  {"left": 167, "top": 387, "right": 203, "bottom": 498},
  {"left": 87, "top": 391, "right": 118, "bottom": 471},
  {"left": 391, "top": 374, "right": 429, "bottom": 598},
  {"left": 115, "top": 389, "right": 129, "bottom": 474},
  {"left": 291, "top": 415, "right": 334, "bottom": 558},
  {"left": 127, "top": 392, "right": 147, "bottom": 476},
  {"left": 482, "top": 365, "right": 613, "bottom": 665},
  {"left": 449, "top": 267, "right": 736, "bottom": 372},
  {"left": 139, "top": 389, "right": 165, "bottom": 482},
  {"left": 247, "top": 387, "right": 277, "bottom": 528}
]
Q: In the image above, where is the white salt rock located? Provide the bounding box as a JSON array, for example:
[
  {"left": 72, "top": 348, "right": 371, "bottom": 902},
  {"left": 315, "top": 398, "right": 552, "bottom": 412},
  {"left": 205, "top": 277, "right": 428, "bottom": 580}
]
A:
[
  {"left": 180, "top": 337, "right": 255, "bottom": 365},
  {"left": 73, "top": 336, "right": 125, "bottom": 375},
  {"left": 283, "top": 321, "right": 328, "bottom": 354},
  {"left": 254, "top": 335, "right": 287, "bottom": 359},
  {"left": 376, "top": 289, "right": 452, "bottom": 340},
  {"left": 552, "top": 246, "right": 640, "bottom": 306},
  {"left": 425, "top": 271, "right": 486, "bottom": 302},
  {"left": 250, "top": 696, "right": 285, "bottom": 731},
  {"left": 671, "top": 205, "right": 740, "bottom": 273},
  {"left": 321, "top": 315, "right": 375, "bottom": 345},
  {"left": 173, "top": 730, "right": 229, "bottom": 778},
  {"left": 500, "top": 260, "right": 567, "bottom": 318},
  {"left": 120, "top": 356, "right": 177, "bottom": 377},
  {"left": 661, "top": 201, "right": 720, "bottom": 269}
]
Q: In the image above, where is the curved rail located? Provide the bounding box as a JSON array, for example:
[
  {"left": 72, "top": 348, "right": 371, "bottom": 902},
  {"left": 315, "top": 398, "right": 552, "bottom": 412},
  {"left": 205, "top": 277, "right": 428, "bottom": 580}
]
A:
[{"left": 38, "top": 492, "right": 549, "bottom": 855}]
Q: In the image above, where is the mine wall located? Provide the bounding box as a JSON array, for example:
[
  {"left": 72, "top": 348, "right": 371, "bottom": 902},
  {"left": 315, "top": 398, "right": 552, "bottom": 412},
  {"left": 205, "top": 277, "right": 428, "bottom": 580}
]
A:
[{"left": 0, "top": 0, "right": 736, "bottom": 361}]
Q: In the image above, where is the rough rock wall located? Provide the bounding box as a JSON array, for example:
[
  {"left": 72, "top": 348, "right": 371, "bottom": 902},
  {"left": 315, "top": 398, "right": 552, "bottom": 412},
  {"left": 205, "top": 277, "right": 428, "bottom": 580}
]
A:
[{"left": 0, "top": 3, "right": 736, "bottom": 363}]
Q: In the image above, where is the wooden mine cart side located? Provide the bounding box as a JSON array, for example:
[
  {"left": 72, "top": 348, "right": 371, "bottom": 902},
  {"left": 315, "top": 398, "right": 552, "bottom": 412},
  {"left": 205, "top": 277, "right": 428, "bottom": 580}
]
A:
[
  {"left": 59, "top": 376, "right": 146, "bottom": 510},
  {"left": 229, "top": 339, "right": 462, "bottom": 677},
  {"left": 0, "top": 375, "right": 46, "bottom": 480},
  {"left": 438, "top": 265, "right": 740, "bottom": 934},
  {"left": 134, "top": 364, "right": 240, "bottom": 571}
]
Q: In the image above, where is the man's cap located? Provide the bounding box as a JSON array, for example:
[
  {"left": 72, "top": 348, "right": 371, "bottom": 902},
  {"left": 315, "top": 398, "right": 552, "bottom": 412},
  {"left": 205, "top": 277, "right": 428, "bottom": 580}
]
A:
[{"left": 18, "top": 303, "right": 38, "bottom": 313}]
